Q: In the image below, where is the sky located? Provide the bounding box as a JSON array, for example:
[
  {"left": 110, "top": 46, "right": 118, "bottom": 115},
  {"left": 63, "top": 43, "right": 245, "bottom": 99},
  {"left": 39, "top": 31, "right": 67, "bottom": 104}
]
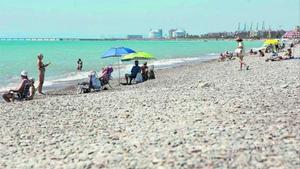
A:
[{"left": 0, "top": 0, "right": 299, "bottom": 38}]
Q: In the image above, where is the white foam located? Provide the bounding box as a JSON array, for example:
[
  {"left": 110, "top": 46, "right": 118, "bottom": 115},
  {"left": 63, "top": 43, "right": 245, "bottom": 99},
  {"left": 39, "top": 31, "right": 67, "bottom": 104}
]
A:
[
  {"left": 207, "top": 53, "right": 219, "bottom": 56},
  {"left": 50, "top": 71, "right": 91, "bottom": 83}
]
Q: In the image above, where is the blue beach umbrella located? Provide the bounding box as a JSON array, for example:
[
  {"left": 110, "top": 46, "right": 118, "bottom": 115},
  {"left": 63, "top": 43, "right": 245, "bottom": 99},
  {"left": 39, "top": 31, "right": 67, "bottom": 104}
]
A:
[
  {"left": 102, "top": 47, "right": 136, "bottom": 58},
  {"left": 102, "top": 47, "right": 136, "bottom": 84}
]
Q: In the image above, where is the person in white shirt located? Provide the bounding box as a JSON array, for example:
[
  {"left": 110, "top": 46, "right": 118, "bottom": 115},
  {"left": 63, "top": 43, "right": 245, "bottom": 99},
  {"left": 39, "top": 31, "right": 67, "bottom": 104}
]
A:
[{"left": 235, "top": 37, "right": 249, "bottom": 70}]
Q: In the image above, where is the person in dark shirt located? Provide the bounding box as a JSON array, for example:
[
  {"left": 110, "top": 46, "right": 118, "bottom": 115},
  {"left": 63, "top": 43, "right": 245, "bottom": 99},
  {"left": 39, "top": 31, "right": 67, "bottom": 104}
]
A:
[{"left": 125, "top": 60, "right": 141, "bottom": 85}]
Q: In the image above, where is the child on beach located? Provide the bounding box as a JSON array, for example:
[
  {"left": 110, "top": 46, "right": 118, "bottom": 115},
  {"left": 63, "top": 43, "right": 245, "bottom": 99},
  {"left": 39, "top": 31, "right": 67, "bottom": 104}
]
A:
[{"left": 235, "top": 37, "right": 249, "bottom": 70}]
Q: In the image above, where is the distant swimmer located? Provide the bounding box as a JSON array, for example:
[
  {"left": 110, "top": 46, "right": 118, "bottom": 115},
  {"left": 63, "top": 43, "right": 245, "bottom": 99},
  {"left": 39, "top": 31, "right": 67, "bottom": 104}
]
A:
[
  {"left": 77, "top": 58, "right": 83, "bottom": 71},
  {"left": 37, "top": 53, "right": 51, "bottom": 95}
]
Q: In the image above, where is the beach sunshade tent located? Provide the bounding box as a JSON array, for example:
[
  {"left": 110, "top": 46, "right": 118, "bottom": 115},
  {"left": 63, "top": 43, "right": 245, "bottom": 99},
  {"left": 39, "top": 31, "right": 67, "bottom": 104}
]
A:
[
  {"left": 102, "top": 47, "right": 136, "bottom": 84},
  {"left": 264, "top": 39, "right": 280, "bottom": 45},
  {"left": 282, "top": 30, "right": 300, "bottom": 39},
  {"left": 121, "top": 52, "right": 155, "bottom": 61},
  {"left": 102, "top": 47, "right": 136, "bottom": 58}
]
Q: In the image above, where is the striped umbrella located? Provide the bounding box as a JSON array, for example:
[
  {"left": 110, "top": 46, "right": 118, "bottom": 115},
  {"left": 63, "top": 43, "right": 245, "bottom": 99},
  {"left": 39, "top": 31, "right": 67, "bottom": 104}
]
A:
[{"left": 282, "top": 30, "right": 300, "bottom": 39}]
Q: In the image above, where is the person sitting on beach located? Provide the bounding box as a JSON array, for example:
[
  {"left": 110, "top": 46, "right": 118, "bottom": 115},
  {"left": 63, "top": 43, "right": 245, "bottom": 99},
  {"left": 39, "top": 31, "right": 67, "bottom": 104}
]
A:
[
  {"left": 265, "top": 49, "right": 292, "bottom": 62},
  {"left": 100, "top": 66, "right": 113, "bottom": 87},
  {"left": 219, "top": 53, "right": 226, "bottom": 61},
  {"left": 2, "top": 71, "right": 31, "bottom": 102},
  {"left": 258, "top": 50, "right": 265, "bottom": 57},
  {"left": 286, "top": 48, "right": 293, "bottom": 58},
  {"left": 77, "top": 71, "right": 101, "bottom": 94},
  {"left": 249, "top": 49, "right": 257, "bottom": 55},
  {"left": 125, "top": 60, "right": 141, "bottom": 85},
  {"left": 27, "top": 77, "right": 36, "bottom": 100},
  {"left": 89, "top": 71, "right": 101, "bottom": 91},
  {"left": 148, "top": 65, "right": 156, "bottom": 80},
  {"left": 224, "top": 51, "right": 234, "bottom": 60},
  {"left": 141, "top": 62, "right": 149, "bottom": 81}
]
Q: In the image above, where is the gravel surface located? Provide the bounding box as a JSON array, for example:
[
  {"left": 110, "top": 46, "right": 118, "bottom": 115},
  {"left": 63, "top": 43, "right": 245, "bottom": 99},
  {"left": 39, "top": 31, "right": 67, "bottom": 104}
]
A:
[{"left": 0, "top": 47, "right": 299, "bottom": 169}]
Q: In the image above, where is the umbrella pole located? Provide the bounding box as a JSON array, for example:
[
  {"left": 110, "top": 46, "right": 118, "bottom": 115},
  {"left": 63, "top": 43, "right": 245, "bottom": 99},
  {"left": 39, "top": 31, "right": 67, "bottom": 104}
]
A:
[{"left": 118, "top": 57, "right": 121, "bottom": 85}]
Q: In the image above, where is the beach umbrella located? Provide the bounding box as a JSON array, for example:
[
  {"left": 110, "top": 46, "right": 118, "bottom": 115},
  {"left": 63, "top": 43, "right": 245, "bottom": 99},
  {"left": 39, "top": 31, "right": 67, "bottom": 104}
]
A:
[
  {"left": 102, "top": 47, "right": 136, "bottom": 84},
  {"left": 282, "top": 30, "right": 300, "bottom": 39},
  {"left": 264, "top": 39, "right": 280, "bottom": 45},
  {"left": 121, "top": 51, "right": 155, "bottom": 62},
  {"left": 102, "top": 47, "right": 136, "bottom": 58}
]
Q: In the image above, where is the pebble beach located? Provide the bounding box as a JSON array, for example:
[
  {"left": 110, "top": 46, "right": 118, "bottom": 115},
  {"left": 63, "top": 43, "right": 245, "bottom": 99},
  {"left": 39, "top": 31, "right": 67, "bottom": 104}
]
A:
[{"left": 0, "top": 47, "right": 300, "bottom": 168}]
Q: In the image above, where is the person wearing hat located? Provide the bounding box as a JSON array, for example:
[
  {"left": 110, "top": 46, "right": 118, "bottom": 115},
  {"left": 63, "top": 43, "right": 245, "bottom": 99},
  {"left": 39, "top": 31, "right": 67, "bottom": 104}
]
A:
[
  {"left": 235, "top": 37, "right": 249, "bottom": 70},
  {"left": 2, "top": 71, "right": 30, "bottom": 102},
  {"left": 37, "top": 53, "right": 51, "bottom": 95}
]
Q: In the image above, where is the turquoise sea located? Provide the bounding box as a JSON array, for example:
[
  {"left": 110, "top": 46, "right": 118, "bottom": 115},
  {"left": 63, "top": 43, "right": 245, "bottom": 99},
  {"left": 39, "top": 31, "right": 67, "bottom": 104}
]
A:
[{"left": 0, "top": 40, "right": 263, "bottom": 91}]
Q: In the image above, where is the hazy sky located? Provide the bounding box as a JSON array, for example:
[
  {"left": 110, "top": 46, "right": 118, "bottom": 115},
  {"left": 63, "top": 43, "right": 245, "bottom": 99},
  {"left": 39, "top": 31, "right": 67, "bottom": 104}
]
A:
[{"left": 0, "top": 0, "right": 299, "bottom": 38}]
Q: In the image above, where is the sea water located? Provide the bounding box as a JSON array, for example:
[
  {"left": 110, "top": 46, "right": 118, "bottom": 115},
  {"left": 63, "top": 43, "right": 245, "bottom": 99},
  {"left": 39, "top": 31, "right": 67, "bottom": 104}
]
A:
[{"left": 0, "top": 40, "right": 263, "bottom": 91}]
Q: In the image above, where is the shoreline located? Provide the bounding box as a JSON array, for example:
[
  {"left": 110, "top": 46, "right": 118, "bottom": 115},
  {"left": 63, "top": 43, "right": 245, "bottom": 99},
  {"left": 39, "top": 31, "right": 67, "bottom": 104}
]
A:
[
  {"left": 0, "top": 54, "right": 219, "bottom": 94},
  {"left": 43, "top": 57, "right": 219, "bottom": 96},
  {"left": 0, "top": 39, "right": 264, "bottom": 92}
]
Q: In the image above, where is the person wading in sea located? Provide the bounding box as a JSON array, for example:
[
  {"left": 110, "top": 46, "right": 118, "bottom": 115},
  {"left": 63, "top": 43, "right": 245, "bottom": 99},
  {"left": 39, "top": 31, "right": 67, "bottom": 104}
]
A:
[
  {"left": 77, "top": 58, "right": 83, "bottom": 71},
  {"left": 37, "top": 53, "right": 51, "bottom": 95}
]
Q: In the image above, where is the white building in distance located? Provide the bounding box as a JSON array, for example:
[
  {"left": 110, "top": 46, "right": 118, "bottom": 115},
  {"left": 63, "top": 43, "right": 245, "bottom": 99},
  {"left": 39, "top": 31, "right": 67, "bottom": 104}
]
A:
[
  {"left": 172, "top": 29, "right": 186, "bottom": 38},
  {"left": 149, "top": 29, "right": 163, "bottom": 39}
]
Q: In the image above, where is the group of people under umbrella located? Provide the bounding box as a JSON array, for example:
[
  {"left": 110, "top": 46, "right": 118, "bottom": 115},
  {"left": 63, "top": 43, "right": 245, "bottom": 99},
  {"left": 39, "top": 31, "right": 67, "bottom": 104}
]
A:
[{"left": 77, "top": 47, "right": 156, "bottom": 94}]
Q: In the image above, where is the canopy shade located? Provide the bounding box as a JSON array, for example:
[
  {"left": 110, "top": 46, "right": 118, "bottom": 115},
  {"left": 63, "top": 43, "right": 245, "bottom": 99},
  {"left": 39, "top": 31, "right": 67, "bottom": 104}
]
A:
[
  {"left": 282, "top": 30, "right": 300, "bottom": 39},
  {"left": 121, "top": 52, "right": 155, "bottom": 61},
  {"left": 101, "top": 47, "right": 136, "bottom": 85},
  {"left": 264, "top": 39, "right": 280, "bottom": 45},
  {"left": 102, "top": 47, "right": 136, "bottom": 58}
]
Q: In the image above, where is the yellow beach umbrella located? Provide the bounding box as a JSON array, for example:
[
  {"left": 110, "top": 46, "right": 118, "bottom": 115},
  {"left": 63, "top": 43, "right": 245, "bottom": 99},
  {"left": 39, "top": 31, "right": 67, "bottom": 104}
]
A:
[
  {"left": 264, "top": 39, "right": 280, "bottom": 45},
  {"left": 121, "top": 51, "right": 155, "bottom": 61}
]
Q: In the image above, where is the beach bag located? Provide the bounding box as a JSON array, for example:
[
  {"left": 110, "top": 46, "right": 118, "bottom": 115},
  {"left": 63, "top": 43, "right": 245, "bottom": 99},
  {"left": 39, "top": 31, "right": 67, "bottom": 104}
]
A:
[{"left": 135, "top": 73, "right": 143, "bottom": 83}]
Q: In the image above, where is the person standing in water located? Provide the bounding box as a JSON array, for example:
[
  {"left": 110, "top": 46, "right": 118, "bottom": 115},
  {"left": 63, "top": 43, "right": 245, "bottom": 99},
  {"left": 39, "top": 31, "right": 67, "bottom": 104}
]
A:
[
  {"left": 77, "top": 58, "right": 83, "bottom": 71},
  {"left": 37, "top": 53, "right": 51, "bottom": 95},
  {"left": 235, "top": 37, "right": 249, "bottom": 70}
]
